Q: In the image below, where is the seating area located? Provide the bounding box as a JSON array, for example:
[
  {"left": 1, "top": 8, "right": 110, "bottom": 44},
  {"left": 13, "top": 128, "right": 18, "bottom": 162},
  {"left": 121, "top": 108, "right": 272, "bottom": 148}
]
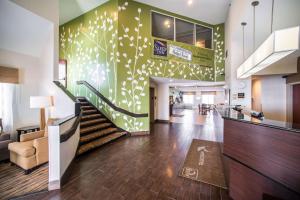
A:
[{"left": 8, "top": 125, "right": 49, "bottom": 174}]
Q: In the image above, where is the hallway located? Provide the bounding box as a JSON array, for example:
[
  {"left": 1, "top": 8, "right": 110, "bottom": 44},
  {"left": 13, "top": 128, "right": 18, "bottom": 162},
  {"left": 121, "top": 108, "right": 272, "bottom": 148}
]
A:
[
  {"left": 26, "top": 112, "right": 229, "bottom": 200},
  {"left": 170, "top": 109, "right": 215, "bottom": 126}
]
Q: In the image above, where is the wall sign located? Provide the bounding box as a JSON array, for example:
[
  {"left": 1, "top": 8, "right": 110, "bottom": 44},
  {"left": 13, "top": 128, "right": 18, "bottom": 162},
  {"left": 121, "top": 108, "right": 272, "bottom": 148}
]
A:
[
  {"left": 238, "top": 93, "right": 245, "bottom": 98},
  {"left": 169, "top": 45, "right": 192, "bottom": 61},
  {"left": 153, "top": 40, "right": 167, "bottom": 57}
]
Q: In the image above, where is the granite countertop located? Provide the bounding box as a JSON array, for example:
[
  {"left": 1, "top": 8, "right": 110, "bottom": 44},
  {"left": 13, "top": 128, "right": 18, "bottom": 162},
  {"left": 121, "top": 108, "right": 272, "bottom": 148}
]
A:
[{"left": 216, "top": 107, "right": 300, "bottom": 133}]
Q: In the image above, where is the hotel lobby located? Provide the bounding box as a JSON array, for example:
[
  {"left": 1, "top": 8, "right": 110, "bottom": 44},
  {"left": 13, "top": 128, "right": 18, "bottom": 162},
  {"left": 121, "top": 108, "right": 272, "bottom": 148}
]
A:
[{"left": 0, "top": 0, "right": 299, "bottom": 199}]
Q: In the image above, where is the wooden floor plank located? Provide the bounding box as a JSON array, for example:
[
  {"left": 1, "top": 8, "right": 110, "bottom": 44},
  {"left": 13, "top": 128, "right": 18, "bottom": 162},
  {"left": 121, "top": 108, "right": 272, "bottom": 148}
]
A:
[{"left": 24, "top": 110, "right": 231, "bottom": 200}]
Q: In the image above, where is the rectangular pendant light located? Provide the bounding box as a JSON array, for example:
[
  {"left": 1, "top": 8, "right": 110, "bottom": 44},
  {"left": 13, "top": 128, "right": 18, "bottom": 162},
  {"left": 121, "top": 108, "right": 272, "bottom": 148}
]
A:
[{"left": 237, "top": 26, "right": 300, "bottom": 79}]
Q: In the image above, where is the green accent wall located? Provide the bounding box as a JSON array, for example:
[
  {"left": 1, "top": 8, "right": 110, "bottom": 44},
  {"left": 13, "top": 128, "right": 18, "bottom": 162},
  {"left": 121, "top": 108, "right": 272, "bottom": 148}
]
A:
[{"left": 59, "top": 0, "right": 225, "bottom": 132}]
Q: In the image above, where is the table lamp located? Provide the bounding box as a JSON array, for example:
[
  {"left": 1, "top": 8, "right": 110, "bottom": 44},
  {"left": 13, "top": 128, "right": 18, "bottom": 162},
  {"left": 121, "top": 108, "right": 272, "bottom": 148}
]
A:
[{"left": 30, "top": 96, "right": 53, "bottom": 130}]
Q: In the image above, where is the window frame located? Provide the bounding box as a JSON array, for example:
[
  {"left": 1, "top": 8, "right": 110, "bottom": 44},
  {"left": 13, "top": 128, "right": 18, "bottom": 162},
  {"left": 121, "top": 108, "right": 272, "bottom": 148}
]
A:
[{"left": 150, "top": 10, "right": 214, "bottom": 50}]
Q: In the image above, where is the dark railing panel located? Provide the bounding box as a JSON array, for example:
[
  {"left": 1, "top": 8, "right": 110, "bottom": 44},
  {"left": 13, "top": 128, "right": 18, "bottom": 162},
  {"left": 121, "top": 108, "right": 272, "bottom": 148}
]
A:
[
  {"left": 59, "top": 111, "right": 82, "bottom": 143},
  {"left": 77, "top": 80, "right": 148, "bottom": 118}
]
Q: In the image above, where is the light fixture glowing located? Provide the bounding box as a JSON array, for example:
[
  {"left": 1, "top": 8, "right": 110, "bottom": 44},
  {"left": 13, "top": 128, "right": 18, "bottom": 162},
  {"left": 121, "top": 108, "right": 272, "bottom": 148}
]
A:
[
  {"left": 164, "top": 20, "right": 171, "bottom": 28},
  {"left": 188, "top": 0, "right": 193, "bottom": 6},
  {"left": 196, "top": 40, "right": 205, "bottom": 48},
  {"left": 237, "top": 26, "right": 300, "bottom": 79}
]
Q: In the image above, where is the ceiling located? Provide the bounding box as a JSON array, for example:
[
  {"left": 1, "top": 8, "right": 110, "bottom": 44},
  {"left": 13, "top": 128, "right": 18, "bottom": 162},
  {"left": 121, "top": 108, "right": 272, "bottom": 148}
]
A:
[
  {"left": 0, "top": 0, "right": 52, "bottom": 57},
  {"left": 59, "top": 0, "right": 108, "bottom": 25},
  {"left": 59, "top": 0, "right": 231, "bottom": 25},
  {"left": 150, "top": 77, "right": 225, "bottom": 87}
]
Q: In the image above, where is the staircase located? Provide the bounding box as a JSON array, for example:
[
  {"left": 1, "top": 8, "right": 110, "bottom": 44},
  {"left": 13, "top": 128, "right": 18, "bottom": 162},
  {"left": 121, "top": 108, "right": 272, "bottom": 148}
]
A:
[{"left": 77, "top": 97, "right": 127, "bottom": 156}]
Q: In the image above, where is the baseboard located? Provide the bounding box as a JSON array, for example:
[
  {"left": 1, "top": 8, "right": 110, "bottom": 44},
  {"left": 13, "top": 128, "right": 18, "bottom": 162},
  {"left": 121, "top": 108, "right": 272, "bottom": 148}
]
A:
[
  {"left": 155, "top": 119, "right": 170, "bottom": 123},
  {"left": 130, "top": 131, "right": 150, "bottom": 136},
  {"left": 48, "top": 180, "right": 60, "bottom": 191}
]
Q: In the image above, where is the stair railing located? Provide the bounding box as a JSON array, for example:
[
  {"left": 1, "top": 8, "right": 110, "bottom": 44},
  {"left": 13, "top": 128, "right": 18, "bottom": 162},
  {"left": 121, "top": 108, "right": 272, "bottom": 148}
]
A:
[{"left": 77, "top": 80, "right": 148, "bottom": 118}]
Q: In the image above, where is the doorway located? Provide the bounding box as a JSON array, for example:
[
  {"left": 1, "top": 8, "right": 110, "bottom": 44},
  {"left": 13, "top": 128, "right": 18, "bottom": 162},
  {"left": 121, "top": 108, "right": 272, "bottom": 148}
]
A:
[
  {"left": 252, "top": 78, "right": 262, "bottom": 112},
  {"left": 150, "top": 87, "right": 155, "bottom": 123},
  {"left": 59, "top": 59, "right": 67, "bottom": 87},
  {"left": 293, "top": 84, "right": 300, "bottom": 128}
]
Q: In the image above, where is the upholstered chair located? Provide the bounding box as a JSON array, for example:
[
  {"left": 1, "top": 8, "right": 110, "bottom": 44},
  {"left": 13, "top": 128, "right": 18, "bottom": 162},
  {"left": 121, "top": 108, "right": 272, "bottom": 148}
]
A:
[
  {"left": 8, "top": 120, "right": 53, "bottom": 174},
  {"left": 0, "top": 133, "right": 12, "bottom": 162}
]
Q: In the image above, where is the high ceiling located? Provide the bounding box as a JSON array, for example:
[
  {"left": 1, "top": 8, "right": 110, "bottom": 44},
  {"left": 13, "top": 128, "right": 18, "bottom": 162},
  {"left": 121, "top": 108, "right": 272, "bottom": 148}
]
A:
[
  {"left": 0, "top": 0, "right": 52, "bottom": 57},
  {"left": 59, "top": 0, "right": 108, "bottom": 25},
  {"left": 59, "top": 0, "right": 231, "bottom": 25}
]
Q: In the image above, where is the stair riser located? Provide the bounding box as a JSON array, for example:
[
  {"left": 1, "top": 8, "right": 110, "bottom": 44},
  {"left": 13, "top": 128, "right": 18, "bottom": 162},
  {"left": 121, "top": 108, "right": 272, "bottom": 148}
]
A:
[
  {"left": 81, "top": 117, "right": 100, "bottom": 122},
  {"left": 81, "top": 107, "right": 94, "bottom": 110},
  {"left": 80, "top": 125, "right": 112, "bottom": 135},
  {"left": 80, "top": 123, "right": 107, "bottom": 128},
  {"left": 81, "top": 114, "right": 102, "bottom": 121},
  {"left": 80, "top": 130, "right": 117, "bottom": 145},
  {"left": 82, "top": 111, "right": 98, "bottom": 116},
  {"left": 80, "top": 120, "right": 107, "bottom": 128}
]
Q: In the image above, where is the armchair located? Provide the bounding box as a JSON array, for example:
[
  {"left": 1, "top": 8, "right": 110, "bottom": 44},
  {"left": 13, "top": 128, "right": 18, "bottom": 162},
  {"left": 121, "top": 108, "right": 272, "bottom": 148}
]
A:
[
  {"left": 0, "top": 133, "right": 12, "bottom": 162},
  {"left": 8, "top": 123, "right": 50, "bottom": 174}
]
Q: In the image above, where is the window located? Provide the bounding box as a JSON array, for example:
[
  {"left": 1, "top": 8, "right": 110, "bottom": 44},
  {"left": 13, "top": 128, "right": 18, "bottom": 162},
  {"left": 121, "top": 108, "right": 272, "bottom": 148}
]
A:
[
  {"left": 152, "top": 12, "right": 174, "bottom": 41},
  {"left": 196, "top": 25, "right": 212, "bottom": 49},
  {"left": 183, "top": 94, "right": 194, "bottom": 104},
  {"left": 151, "top": 11, "right": 213, "bottom": 49},
  {"left": 202, "top": 95, "right": 214, "bottom": 105},
  {"left": 0, "top": 83, "right": 15, "bottom": 132},
  {"left": 175, "top": 19, "right": 194, "bottom": 45}
]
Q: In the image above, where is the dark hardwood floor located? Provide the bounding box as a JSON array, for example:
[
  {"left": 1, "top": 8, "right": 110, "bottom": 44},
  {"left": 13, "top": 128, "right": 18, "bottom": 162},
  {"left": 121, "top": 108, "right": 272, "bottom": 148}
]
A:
[{"left": 22, "top": 111, "right": 230, "bottom": 200}]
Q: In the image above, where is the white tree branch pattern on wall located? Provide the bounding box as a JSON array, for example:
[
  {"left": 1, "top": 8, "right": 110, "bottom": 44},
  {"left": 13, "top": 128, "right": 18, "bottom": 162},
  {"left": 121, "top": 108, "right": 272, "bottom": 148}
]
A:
[{"left": 59, "top": 0, "right": 225, "bottom": 132}]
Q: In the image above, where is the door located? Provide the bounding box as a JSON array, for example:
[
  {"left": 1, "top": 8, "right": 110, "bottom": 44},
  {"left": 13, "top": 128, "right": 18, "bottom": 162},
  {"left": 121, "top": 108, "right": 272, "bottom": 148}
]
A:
[
  {"left": 150, "top": 87, "right": 155, "bottom": 123},
  {"left": 252, "top": 79, "right": 262, "bottom": 112},
  {"left": 59, "top": 59, "right": 67, "bottom": 87},
  {"left": 293, "top": 84, "right": 300, "bottom": 128}
]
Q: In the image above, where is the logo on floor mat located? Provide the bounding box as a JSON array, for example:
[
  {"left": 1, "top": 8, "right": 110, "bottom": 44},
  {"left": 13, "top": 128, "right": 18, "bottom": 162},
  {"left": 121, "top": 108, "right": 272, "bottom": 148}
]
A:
[{"left": 181, "top": 167, "right": 198, "bottom": 180}]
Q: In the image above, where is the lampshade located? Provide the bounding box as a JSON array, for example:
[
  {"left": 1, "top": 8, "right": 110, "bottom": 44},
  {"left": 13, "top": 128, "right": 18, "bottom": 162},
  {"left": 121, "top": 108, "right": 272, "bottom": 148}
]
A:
[
  {"left": 237, "top": 26, "right": 300, "bottom": 79},
  {"left": 30, "top": 96, "right": 53, "bottom": 108}
]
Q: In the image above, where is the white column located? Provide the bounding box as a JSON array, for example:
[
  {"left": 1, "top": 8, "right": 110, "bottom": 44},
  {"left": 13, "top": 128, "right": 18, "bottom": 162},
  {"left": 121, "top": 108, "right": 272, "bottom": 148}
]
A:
[{"left": 157, "top": 83, "right": 169, "bottom": 121}]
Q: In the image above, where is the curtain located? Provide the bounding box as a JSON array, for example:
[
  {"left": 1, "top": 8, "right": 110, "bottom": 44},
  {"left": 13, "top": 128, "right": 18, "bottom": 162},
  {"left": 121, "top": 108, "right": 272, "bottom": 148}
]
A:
[{"left": 0, "top": 83, "right": 15, "bottom": 133}]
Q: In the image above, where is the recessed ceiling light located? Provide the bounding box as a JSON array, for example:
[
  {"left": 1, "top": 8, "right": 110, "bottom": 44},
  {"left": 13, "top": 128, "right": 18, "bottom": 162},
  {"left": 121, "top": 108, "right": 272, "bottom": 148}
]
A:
[{"left": 188, "top": 0, "right": 193, "bottom": 6}]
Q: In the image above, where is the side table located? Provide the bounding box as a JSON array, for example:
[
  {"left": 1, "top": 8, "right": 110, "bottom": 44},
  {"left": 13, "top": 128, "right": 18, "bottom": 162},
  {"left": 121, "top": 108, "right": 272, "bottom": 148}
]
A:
[{"left": 16, "top": 125, "right": 40, "bottom": 142}]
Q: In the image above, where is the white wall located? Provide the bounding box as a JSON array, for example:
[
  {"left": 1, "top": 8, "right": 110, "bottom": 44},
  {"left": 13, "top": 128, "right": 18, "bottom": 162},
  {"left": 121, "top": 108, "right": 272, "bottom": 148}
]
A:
[
  {"left": 157, "top": 83, "right": 169, "bottom": 121},
  {"left": 11, "top": 0, "right": 60, "bottom": 80},
  {"left": 215, "top": 91, "right": 226, "bottom": 105},
  {"left": 37, "top": 25, "right": 75, "bottom": 118},
  {"left": 260, "top": 75, "right": 287, "bottom": 121},
  {"left": 0, "top": 49, "right": 40, "bottom": 137},
  {"left": 225, "top": 0, "right": 300, "bottom": 112}
]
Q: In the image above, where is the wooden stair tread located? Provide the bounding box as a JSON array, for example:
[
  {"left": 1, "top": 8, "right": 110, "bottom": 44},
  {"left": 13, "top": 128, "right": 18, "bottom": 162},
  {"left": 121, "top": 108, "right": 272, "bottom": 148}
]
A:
[
  {"left": 77, "top": 132, "right": 127, "bottom": 155},
  {"left": 80, "top": 123, "right": 112, "bottom": 134},
  {"left": 81, "top": 114, "right": 102, "bottom": 120},
  {"left": 82, "top": 109, "right": 98, "bottom": 114},
  {"left": 80, "top": 127, "right": 118, "bottom": 143},
  {"left": 80, "top": 118, "right": 107, "bottom": 127},
  {"left": 81, "top": 105, "right": 94, "bottom": 110}
]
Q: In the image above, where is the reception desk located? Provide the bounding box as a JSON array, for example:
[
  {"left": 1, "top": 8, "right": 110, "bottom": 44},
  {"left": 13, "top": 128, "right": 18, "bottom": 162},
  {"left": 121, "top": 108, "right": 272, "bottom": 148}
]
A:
[{"left": 217, "top": 108, "right": 300, "bottom": 200}]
